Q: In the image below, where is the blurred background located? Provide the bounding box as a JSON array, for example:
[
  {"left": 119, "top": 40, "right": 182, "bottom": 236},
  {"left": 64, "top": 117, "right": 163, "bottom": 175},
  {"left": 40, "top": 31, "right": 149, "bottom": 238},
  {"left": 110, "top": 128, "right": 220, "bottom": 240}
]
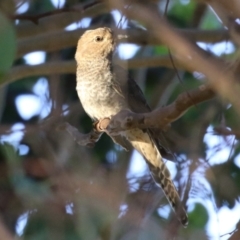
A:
[{"left": 0, "top": 0, "right": 240, "bottom": 239}]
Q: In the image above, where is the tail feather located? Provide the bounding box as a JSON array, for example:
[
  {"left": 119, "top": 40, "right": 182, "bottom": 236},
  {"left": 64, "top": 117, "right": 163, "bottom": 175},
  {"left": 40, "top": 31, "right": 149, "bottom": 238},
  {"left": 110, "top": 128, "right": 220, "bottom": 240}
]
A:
[{"left": 125, "top": 128, "right": 188, "bottom": 227}]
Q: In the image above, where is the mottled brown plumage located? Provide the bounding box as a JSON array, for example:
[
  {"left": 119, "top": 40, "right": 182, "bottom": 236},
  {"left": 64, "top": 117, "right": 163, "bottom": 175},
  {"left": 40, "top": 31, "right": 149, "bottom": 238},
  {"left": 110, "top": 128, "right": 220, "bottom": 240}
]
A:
[{"left": 75, "top": 27, "right": 188, "bottom": 226}]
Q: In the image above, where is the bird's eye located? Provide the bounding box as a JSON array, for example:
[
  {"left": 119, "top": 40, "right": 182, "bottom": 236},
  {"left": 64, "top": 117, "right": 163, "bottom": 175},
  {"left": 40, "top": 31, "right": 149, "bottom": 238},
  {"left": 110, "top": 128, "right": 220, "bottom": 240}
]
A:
[{"left": 95, "top": 36, "right": 103, "bottom": 42}]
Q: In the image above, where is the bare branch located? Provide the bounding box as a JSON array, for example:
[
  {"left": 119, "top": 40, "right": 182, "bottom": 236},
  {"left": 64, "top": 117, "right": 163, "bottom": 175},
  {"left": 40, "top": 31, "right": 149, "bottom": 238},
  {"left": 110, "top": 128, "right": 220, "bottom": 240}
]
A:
[
  {"left": 16, "top": 1, "right": 108, "bottom": 39},
  {"left": 12, "top": 8, "right": 78, "bottom": 25},
  {"left": 95, "top": 84, "right": 215, "bottom": 133},
  {"left": 17, "top": 29, "right": 82, "bottom": 59},
  {"left": 125, "top": 28, "right": 229, "bottom": 45},
  {"left": 0, "top": 218, "right": 14, "bottom": 240},
  {"left": 58, "top": 84, "right": 215, "bottom": 148},
  {"left": 214, "top": 126, "right": 240, "bottom": 139},
  {"left": 1, "top": 61, "right": 75, "bottom": 87},
  {"left": 1, "top": 56, "right": 190, "bottom": 86},
  {"left": 16, "top": 28, "right": 229, "bottom": 59},
  {"left": 5, "top": 52, "right": 231, "bottom": 86}
]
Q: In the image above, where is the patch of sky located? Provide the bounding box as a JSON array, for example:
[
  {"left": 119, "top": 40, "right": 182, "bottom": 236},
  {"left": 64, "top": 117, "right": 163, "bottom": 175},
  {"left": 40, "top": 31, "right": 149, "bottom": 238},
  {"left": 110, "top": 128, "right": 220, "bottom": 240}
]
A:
[
  {"left": 62, "top": 104, "right": 69, "bottom": 116},
  {"left": 200, "top": 125, "right": 240, "bottom": 239},
  {"left": 51, "top": 0, "right": 65, "bottom": 8},
  {"left": 111, "top": 10, "right": 128, "bottom": 29},
  {"left": 66, "top": 203, "right": 74, "bottom": 215},
  {"left": 193, "top": 71, "right": 205, "bottom": 80},
  {"left": 0, "top": 123, "right": 25, "bottom": 147},
  {"left": 32, "top": 77, "right": 49, "bottom": 97},
  {"left": 127, "top": 150, "right": 179, "bottom": 193},
  {"left": 18, "top": 144, "right": 30, "bottom": 156},
  {"left": 118, "top": 204, "right": 128, "bottom": 218},
  {"left": 127, "top": 150, "right": 147, "bottom": 179},
  {"left": 16, "top": 212, "right": 28, "bottom": 236},
  {"left": 204, "top": 126, "right": 235, "bottom": 165},
  {"left": 117, "top": 44, "right": 140, "bottom": 60},
  {"left": 217, "top": 204, "right": 240, "bottom": 239},
  {"left": 15, "top": 78, "right": 51, "bottom": 120},
  {"left": 157, "top": 205, "right": 171, "bottom": 220},
  {"left": 106, "top": 150, "right": 117, "bottom": 164},
  {"left": 235, "top": 19, "right": 240, "bottom": 24},
  {"left": 234, "top": 154, "right": 240, "bottom": 168},
  {"left": 111, "top": 10, "right": 140, "bottom": 59},
  {"left": 16, "top": 1, "right": 29, "bottom": 14},
  {"left": 65, "top": 18, "right": 91, "bottom": 31},
  {"left": 32, "top": 77, "right": 52, "bottom": 119},
  {"left": 24, "top": 51, "right": 46, "bottom": 65},
  {"left": 205, "top": 202, "right": 240, "bottom": 240},
  {"left": 197, "top": 41, "right": 235, "bottom": 57},
  {"left": 165, "top": 160, "right": 177, "bottom": 179},
  {"left": 15, "top": 94, "right": 42, "bottom": 120},
  {"left": 126, "top": 150, "right": 147, "bottom": 192}
]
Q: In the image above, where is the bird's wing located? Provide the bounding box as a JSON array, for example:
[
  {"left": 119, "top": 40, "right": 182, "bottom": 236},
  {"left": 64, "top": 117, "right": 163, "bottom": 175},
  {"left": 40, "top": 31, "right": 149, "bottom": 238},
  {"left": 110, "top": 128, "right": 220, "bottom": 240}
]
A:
[
  {"left": 112, "top": 64, "right": 150, "bottom": 112},
  {"left": 114, "top": 65, "right": 174, "bottom": 160}
]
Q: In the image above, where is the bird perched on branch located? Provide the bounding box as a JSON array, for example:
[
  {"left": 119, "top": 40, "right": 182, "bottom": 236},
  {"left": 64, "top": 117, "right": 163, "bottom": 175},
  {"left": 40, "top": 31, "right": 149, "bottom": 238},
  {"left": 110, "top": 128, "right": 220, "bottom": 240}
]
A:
[{"left": 75, "top": 27, "right": 188, "bottom": 226}]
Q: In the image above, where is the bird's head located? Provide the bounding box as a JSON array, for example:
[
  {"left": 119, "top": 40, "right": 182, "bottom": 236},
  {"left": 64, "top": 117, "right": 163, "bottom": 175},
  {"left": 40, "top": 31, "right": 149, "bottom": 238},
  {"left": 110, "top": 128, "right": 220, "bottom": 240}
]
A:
[{"left": 75, "top": 27, "right": 116, "bottom": 63}]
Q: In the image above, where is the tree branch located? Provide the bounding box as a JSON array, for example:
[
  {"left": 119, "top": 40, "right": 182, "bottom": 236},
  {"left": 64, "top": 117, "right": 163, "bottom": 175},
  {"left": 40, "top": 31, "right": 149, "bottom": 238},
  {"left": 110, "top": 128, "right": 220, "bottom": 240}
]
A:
[
  {"left": 16, "top": 28, "right": 229, "bottom": 59},
  {"left": 0, "top": 56, "right": 190, "bottom": 86},
  {"left": 98, "top": 84, "right": 215, "bottom": 133},
  {"left": 62, "top": 84, "right": 215, "bottom": 146},
  {"left": 0, "top": 218, "right": 14, "bottom": 240},
  {"left": 16, "top": 1, "right": 108, "bottom": 39},
  {"left": 4, "top": 53, "right": 230, "bottom": 86},
  {"left": 12, "top": 8, "right": 78, "bottom": 25},
  {"left": 1, "top": 61, "right": 75, "bottom": 86}
]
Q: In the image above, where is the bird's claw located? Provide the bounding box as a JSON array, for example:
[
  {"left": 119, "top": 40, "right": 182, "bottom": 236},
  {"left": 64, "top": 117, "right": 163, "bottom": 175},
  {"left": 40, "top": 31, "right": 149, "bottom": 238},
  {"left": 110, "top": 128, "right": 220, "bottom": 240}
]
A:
[{"left": 106, "top": 109, "right": 134, "bottom": 135}]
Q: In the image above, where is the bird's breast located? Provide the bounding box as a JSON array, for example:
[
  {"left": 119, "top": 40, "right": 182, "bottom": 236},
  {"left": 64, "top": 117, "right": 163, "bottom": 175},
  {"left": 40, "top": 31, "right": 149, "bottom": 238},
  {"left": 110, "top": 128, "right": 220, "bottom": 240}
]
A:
[{"left": 76, "top": 72, "right": 127, "bottom": 120}]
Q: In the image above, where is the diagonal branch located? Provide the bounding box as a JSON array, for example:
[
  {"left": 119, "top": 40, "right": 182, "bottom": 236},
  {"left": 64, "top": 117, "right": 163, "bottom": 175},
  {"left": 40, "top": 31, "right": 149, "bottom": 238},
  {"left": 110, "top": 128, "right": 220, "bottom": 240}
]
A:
[
  {"left": 98, "top": 84, "right": 215, "bottom": 133},
  {"left": 62, "top": 84, "right": 215, "bottom": 146},
  {"left": 119, "top": 2, "right": 240, "bottom": 113}
]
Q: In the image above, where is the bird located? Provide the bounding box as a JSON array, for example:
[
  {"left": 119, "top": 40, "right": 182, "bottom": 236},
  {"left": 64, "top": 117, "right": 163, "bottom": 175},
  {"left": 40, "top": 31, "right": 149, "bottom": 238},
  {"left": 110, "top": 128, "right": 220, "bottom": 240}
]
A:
[{"left": 75, "top": 27, "right": 188, "bottom": 226}]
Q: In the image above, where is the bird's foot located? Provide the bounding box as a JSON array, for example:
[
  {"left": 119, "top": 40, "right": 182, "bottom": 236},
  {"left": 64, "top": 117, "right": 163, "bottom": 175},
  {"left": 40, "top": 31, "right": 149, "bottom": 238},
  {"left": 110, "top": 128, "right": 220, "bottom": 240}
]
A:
[
  {"left": 106, "top": 109, "right": 136, "bottom": 135},
  {"left": 93, "top": 119, "right": 110, "bottom": 132}
]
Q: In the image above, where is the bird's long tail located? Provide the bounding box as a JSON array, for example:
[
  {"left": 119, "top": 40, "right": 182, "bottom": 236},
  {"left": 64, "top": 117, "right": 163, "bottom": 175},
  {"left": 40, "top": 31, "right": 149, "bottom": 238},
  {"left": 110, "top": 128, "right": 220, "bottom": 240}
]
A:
[{"left": 125, "top": 128, "right": 188, "bottom": 227}]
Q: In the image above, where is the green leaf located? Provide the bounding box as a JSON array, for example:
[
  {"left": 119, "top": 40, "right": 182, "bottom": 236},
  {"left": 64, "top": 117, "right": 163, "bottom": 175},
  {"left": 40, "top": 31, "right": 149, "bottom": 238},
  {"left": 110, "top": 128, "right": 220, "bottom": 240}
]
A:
[
  {"left": 0, "top": 11, "right": 16, "bottom": 78},
  {"left": 154, "top": 46, "right": 169, "bottom": 55},
  {"left": 200, "top": 8, "right": 222, "bottom": 30},
  {"left": 188, "top": 203, "right": 208, "bottom": 228},
  {"left": 168, "top": 0, "right": 196, "bottom": 27}
]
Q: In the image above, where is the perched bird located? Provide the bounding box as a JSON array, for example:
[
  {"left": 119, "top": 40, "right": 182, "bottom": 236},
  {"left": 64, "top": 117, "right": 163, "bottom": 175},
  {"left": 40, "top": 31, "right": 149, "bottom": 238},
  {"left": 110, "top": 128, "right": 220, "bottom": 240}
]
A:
[{"left": 75, "top": 27, "right": 188, "bottom": 226}]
